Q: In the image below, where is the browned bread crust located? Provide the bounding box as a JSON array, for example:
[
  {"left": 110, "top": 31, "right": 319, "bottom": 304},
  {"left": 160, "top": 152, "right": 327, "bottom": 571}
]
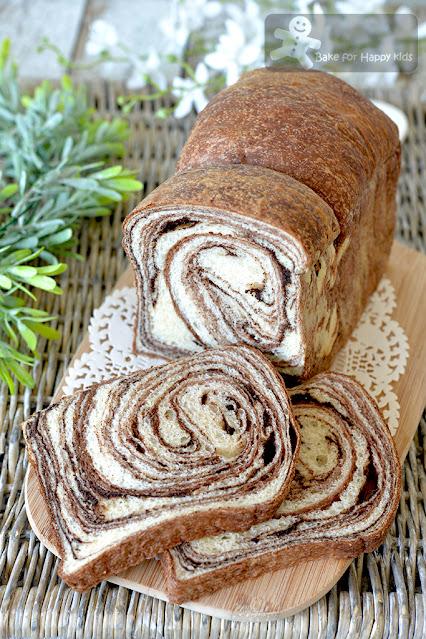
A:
[
  {"left": 23, "top": 345, "right": 300, "bottom": 592},
  {"left": 124, "top": 164, "right": 338, "bottom": 263},
  {"left": 177, "top": 69, "right": 400, "bottom": 230},
  {"left": 161, "top": 373, "right": 401, "bottom": 603}
]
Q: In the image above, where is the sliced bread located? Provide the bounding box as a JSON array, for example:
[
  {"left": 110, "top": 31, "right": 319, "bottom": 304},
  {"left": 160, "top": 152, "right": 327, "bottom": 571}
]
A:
[
  {"left": 161, "top": 373, "right": 401, "bottom": 603},
  {"left": 23, "top": 345, "right": 299, "bottom": 591}
]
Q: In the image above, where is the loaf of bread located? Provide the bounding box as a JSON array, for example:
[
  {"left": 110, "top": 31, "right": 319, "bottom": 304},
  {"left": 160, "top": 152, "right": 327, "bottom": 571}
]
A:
[
  {"left": 23, "top": 345, "right": 299, "bottom": 592},
  {"left": 161, "top": 373, "right": 401, "bottom": 603},
  {"left": 123, "top": 69, "right": 400, "bottom": 378}
]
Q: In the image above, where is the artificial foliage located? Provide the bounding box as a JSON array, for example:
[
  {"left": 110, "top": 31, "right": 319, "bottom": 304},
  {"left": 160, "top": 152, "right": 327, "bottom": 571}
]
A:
[{"left": 0, "top": 39, "right": 142, "bottom": 393}]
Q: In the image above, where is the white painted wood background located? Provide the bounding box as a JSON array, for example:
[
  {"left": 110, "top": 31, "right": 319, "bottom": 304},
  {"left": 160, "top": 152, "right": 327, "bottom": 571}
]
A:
[{"left": 0, "top": 0, "right": 169, "bottom": 79}]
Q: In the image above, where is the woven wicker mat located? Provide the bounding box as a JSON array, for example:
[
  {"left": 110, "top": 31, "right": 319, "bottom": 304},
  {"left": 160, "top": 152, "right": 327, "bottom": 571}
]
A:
[{"left": 0, "top": 82, "right": 425, "bottom": 639}]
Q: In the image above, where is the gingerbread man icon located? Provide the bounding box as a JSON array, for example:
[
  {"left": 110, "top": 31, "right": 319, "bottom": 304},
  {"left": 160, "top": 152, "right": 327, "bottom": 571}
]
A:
[{"left": 271, "top": 16, "right": 321, "bottom": 70}]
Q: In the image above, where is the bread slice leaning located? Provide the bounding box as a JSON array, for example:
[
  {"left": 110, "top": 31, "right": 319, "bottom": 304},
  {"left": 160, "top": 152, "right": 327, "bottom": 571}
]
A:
[
  {"left": 23, "top": 345, "right": 299, "bottom": 592},
  {"left": 161, "top": 372, "right": 401, "bottom": 603}
]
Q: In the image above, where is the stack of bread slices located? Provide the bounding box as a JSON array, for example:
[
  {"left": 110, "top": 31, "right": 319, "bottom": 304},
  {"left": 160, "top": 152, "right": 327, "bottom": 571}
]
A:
[{"left": 24, "top": 69, "right": 402, "bottom": 603}]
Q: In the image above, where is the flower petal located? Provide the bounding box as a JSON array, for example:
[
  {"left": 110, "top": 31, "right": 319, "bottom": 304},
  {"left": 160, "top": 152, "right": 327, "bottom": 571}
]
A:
[
  {"left": 174, "top": 94, "right": 193, "bottom": 118},
  {"left": 172, "top": 76, "right": 192, "bottom": 92},
  {"left": 226, "top": 63, "right": 240, "bottom": 86},
  {"left": 127, "top": 72, "right": 145, "bottom": 90},
  {"left": 205, "top": 51, "right": 228, "bottom": 70},
  {"left": 194, "top": 89, "right": 208, "bottom": 113},
  {"left": 225, "top": 19, "right": 245, "bottom": 46},
  {"left": 195, "top": 62, "right": 209, "bottom": 84},
  {"left": 239, "top": 43, "right": 262, "bottom": 66}
]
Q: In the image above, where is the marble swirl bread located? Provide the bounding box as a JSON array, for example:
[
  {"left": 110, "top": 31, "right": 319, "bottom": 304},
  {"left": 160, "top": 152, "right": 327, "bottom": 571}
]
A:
[
  {"left": 122, "top": 69, "right": 400, "bottom": 379},
  {"left": 23, "top": 345, "right": 300, "bottom": 592},
  {"left": 161, "top": 373, "right": 401, "bottom": 603}
]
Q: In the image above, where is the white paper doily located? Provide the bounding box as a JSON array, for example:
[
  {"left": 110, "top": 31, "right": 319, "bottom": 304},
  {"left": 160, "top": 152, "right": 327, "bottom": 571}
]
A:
[
  {"left": 64, "top": 277, "right": 408, "bottom": 435},
  {"left": 331, "top": 278, "right": 409, "bottom": 434}
]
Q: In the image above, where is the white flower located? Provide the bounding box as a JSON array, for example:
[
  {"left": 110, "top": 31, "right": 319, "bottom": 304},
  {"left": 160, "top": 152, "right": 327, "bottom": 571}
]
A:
[
  {"left": 86, "top": 19, "right": 118, "bottom": 56},
  {"left": 160, "top": 0, "right": 222, "bottom": 57},
  {"left": 127, "top": 50, "right": 172, "bottom": 91},
  {"left": 172, "top": 63, "right": 209, "bottom": 118},
  {"left": 160, "top": 15, "right": 190, "bottom": 57},
  {"left": 205, "top": 0, "right": 263, "bottom": 86}
]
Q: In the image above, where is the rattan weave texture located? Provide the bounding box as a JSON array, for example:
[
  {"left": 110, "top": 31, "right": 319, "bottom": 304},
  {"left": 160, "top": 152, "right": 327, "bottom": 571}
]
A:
[{"left": 0, "top": 82, "right": 425, "bottom": 639}]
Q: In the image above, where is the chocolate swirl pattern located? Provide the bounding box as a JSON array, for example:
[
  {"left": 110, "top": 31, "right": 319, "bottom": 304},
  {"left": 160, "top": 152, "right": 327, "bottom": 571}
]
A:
[
  {"left": 23, "top": 345, "right": 299, "bottom": 592},
  {"left": 123, "top": 165, "right": 340, "bottom": 379},
  {"left": 162, "top": 373, "right": 401, "bottom": 603}
]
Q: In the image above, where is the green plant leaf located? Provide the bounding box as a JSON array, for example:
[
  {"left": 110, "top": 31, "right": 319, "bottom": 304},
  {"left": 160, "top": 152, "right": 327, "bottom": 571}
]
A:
[
  {"left": 0, "top": 341, "right": 34, "bottom": 363},
  {"left": 1, "top": 294, "right": 25, "bottom": 308},
  {"left": 0, "top": 359, "right": 16, "bottom": 394},
  {"left": 17, "top": 321, "right": 37, "bottom": 351},
  {"left": 91, "top": 185, "right": 123, "bottom": 202},
  {"left": 25, "top": 320, "right": 61, "bottom": 340},
  {"left": 25, "top": 274, "right": 58, "bottom": 291},
  {"left": 76, "top": 206, "right": 111, "bottom": 217},
  {"left": 7, "top": 358, "right": 35, "bottom": 389},
  {"left": 36, "top": 263, "right": 67, "bottom": 276},
  {"left": 0, "top": 183, "right": 18, "bottom": 200},
  {"left": 91, "top": 166, "right": 123, "bottom": 179},
  {"left": 39, "top": 250, "right": 59, "bottom": 264},
  {"left": 3, "top": 319, "right": 18, "bottom": 347},
  {"left": 18, "top": 308, "right": 52, "bottom": 318},
  {"left": 45, "top": 228, "right": 73, "bottom": 245},
  {"left": 0, "top": 38, "right": 11, "bottom": 69},
  {"left": 103, "top": 178, "right": 142, "bottom": 192},
  {"left": 0, "top": 39, "right": 137, "bottom": 394},
  {"left": 61, "top": 74, "right": 73, "bottom": 91},
  {"left": 0, "top": 275, "right": 12, "bottom": 289},
  {"left": 61, "top": 177, "right": 99, "bottom": 190},
  {"left": 8, "top": 265, "right": 38, "bottom": 278}
]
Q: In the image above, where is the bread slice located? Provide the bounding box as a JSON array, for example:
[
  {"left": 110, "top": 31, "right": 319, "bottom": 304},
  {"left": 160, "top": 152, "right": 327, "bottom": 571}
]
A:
[
  {"left": 23, "top": 345, "right": 299, "bottom": 592},
  {"left": 161, "top": 373, "right": 401, "bottom": 603}
]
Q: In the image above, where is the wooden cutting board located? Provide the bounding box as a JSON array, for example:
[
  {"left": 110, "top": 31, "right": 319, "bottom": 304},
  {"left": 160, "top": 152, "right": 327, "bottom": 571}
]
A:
[{"left": 25, "top": 241, "right": 426, "bottom": 622}]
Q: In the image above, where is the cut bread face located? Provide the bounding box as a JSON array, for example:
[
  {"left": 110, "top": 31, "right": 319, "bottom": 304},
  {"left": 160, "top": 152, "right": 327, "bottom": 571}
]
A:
[
  {"left": 23, "top": 345, "right": 299, "bottom": 592},
  {"left": 161, "top": 373, "right": 401, "bottom": 603},
  {"left": 122, "top": 165, "right": 341, "bottom": 379},
  {"left": 127, "top": 207, "right": 308, "bottom": 371}
]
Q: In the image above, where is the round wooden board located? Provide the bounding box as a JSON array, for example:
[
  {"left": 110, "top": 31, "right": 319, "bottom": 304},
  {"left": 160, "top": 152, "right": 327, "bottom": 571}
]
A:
[{"left": 25, "top": 241, "right": 426, "bottom": 622}]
